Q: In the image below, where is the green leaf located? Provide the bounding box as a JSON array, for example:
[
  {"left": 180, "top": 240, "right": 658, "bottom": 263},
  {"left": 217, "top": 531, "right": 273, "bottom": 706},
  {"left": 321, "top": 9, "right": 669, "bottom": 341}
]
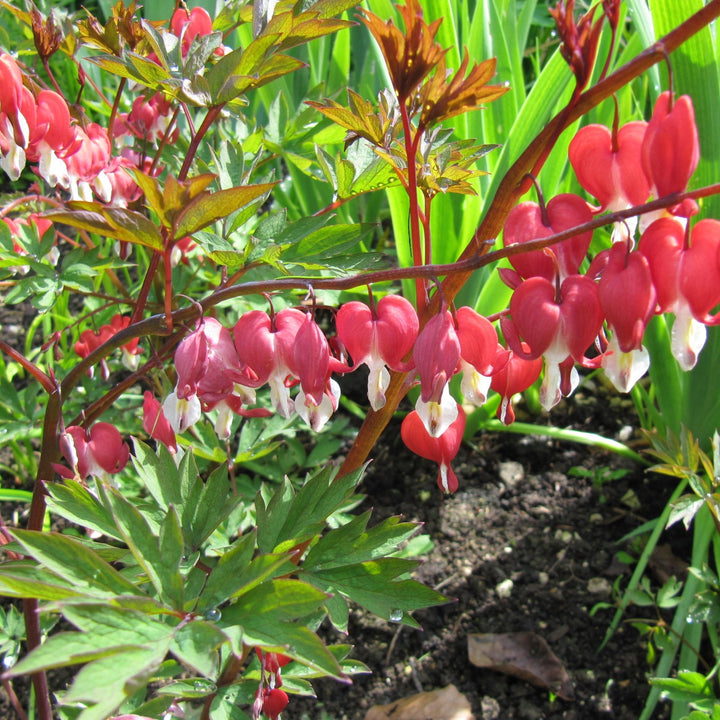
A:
[
  {"left": 303, "top": 558, "right": 448, "bottom": 628},
  {"left": 174, "top": 183, "right": 277, "bottom": 237},
  {"left": 8, "top": 604, "right": 173, "bottom": 676},
  {"left": 182, "top": 464, "right": 237, "bottom": 550},
  {"left": 650, "top": 671, "right": 714, "bottom": 703},
  {"left": 100, "top": 486, "right": 183, "bottom": 608},
  {"left": 45, "top": 480, "right": 121, "bottom": 540},
  {"left": 64, "top": 646, "right": 169, "bottom": 720},
  {"left": 0, "top": 563, "right": 86, "bottom": 601},
  {"left": 220, "top": 580, "right": 344, "bottom": 679},
  {"left": 131, "top": 439, "right": 183, "bottom": 511},
  {"left": 304, "top": 513, "right": 419, "bottom": 569},
  {"left": 255, "top": 465, "right": 362, "bottom": 553},
  {"left": 10, "top": 529, "right": 138, "bottom": 598},
  {"left": 196, "top": 531, "right": 256, "bottom": 612},
  {"left": 170, "top": 619, "right": 228, "bottom": 678}
]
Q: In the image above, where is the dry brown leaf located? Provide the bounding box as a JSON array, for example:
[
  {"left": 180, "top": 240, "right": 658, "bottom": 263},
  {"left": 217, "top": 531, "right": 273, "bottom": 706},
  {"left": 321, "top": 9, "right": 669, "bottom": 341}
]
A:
[
  {"left": 363, "top": 684, "right": 474, "bottom": 720},
  {"left": 467, "top": 632, "right": 574, "bottom": 700}
]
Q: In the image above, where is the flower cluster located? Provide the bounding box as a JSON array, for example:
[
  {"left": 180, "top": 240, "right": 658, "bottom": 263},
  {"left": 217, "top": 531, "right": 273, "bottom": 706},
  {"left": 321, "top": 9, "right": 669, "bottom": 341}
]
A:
[
  {"left": 0, "top": 8, "right": 216, "bottom": 205},
  {"left": 501, "top": 90, "right": 709, "bottom": 401}
]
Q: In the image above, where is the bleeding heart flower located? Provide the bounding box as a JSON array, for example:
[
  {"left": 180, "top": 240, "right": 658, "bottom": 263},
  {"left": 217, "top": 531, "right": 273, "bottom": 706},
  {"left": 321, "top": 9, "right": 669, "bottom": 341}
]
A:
[
  {"left": 401, "top": 405, "right": 466, "bottom": 493},
  {"left": 413, "top": 310, "right": 460, "bottom": 437},
  {"left": 569, "top": 121, "right": 650, "bottom": 212},
  {"left": 639, "top": 217, "right": 720, "bottom": 370},
  {"left": 455, "top": 306, "right": 497, "bottom": 407},
  {"left": 489, "top": 344, "right": 542, "bottom": 425},
  {"left": 501, "top": 193, "right": 593, "bottom": 287},
  {"left": 59, "top": 423, "right": 130, "bottom": 481},
  {"left": 598, "top": 242, "right": 656, "bottom": 353},
  {"left": 292, "top": 313, "right": 349, "bottom": 431},
  {"left": 142, "top": 391, "right": 177, "bottom": 453},
  {"left": 501, "top": 274, "right": 603, "bottom": 410},
  {"left": 336, "top": 295, "right": 418, "bottom": 410},
  {"left": 642, "top": 92, "right": 699, "bottom": 199}
]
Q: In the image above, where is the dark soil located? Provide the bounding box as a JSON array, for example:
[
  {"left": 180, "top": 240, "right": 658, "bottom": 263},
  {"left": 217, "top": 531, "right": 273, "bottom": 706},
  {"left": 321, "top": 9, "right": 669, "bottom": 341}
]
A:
[{"left": 291, "top": 386, "right": 681, "bottom": 720}]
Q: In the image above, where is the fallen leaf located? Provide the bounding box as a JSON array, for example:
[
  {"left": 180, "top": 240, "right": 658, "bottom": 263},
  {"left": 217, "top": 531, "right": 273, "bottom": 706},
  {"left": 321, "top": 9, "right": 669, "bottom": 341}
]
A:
[
  {"left": 467, "top": 632, "right": 574, "bottom": 700},
  {"left": 363, "top": 684, "right": 474, "bottom": 720},
  {"left": 649, "top": 543, "right": 689, "bottom": 584}
]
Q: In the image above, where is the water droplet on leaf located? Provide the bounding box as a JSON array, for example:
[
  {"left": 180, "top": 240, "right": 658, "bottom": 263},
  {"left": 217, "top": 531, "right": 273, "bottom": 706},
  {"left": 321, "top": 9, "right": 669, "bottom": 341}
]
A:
[
  {"left": 389, "top": 608, "right": 403, "bottom": 622},
  {"left": 204, "top": 608, "right": 222, "bottom": 621}
]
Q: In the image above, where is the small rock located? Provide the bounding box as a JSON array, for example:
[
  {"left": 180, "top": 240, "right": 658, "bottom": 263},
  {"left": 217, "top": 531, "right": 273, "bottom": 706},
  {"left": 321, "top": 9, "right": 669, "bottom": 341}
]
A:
[
  {"left": 589, "top": 513, "right": 603, "bottom": 524},
  {"left": 480, "top": 696, "right": 501, "bottom": 720},
  {"left": 499, "top": 461, "right": 524, "bottom": 488},
  {"left": 587, "top": 577, "right": 612, "bottom": 595},
  {"left": 538, "top": 571, "right": 549, "bottom": 585},
  {"left": 495, "top": 578, "right": 514, "bottom": 598},
  {"left": 618, "top": 425, "right": 634, "bottom": 442},
  {"left": 554, "top": 529, "right": 573, "bottom": 543}
]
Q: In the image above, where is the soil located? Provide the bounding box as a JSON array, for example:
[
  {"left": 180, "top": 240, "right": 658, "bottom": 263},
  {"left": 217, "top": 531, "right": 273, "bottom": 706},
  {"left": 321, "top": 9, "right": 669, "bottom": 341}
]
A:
[{"left": 290, "top": 383, "right": 682, "bottom": 720}]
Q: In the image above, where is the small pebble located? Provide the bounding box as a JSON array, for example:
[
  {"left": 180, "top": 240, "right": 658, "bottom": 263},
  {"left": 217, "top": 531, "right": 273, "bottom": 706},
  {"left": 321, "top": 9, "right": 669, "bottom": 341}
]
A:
[
  {"left": 538, "top": 571, "right": 549, "bottom": 585},
  {"left": 495, "top": 578, "right": 514, "bottom": 598},
  {"left": 587, "top": 577, "right": 613, "bottom": 595}
]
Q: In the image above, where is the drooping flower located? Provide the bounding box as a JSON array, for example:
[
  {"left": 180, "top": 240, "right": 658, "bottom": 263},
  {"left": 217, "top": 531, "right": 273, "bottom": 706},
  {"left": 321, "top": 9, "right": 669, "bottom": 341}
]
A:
[
  {"left": 454, "top": 306, "right": 497, "bottom": 407},
  {"left": 413, "top": 310, "right": 460, "bottom": 437},
  {"left": 59, "top": 423, "right": 130, "bottom": 481},
  {"left": 401, "top": 405, "right": 466, "bottom": 493},
  {"left": 164, "top": 317, "right": 259, "bottom": 434},
  {"left": 234, "top": 308, "right": 305, "bottom": 418},
  {"left": 501, "top": 193, "right": 593, "bottom": 287},
  {"left": 336, "top": 295, "right": 418, "bottom": 410},
  {"left": 641, "top": 91, "right": 699, "bottom": 200},
  {"left": 597, "top": 242, "right": 656, "bottom": 391},
  {"left": 569, "top": 121, "right": 650, "bottom": 213},
  {"left": 292, "top": 313, "right": 349, "bottom": 431},
  {"left": 639, "top": 217, "right": 720, "bottom": 370},
  {"left": 142, "top": 391, "right": 177, "bottom": 453},
  {"left": 489, "top": 344, "right": 542, "bottom": 425},
  {"left": 501, "top": 274, "right": 603, "bottom": 410}
]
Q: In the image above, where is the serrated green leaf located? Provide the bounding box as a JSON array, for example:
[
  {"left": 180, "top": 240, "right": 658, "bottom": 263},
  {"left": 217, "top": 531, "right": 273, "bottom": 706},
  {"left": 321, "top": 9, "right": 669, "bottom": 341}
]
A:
[
  {"left": 45, "top": 480, "right": 121, "bottom": 540},
  {"left": 174, "top": 183, "right": 276, "bottom": 237},
  {"left": 303, "top": 558, "right": 448, "bottom": 627},
  {"left": 183, "top": 464, "right": 236, "bottom": 550},
  {"left": 131, "top": 439, "right": 183, "bottom": 510},
  {"left": 255, "top": 465, "right": 361, "bottom": 553},
  {"left": 100, "top": 485, "right": 182, "bottom": 608},
  {"left": 197, "top": 532, "right": 257, "bottom": 612},
  {"left": 304, "top": 513, "right": 419, "bottom": 570},
  {"left": 11, "top": 529, "right": 138, "bottom": 598},
  {"left": 8, "top": 604, "right": 172, "bottom": 677},
  {"left": 64, "top": 645, "right": 169, "bottom": 720}
]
